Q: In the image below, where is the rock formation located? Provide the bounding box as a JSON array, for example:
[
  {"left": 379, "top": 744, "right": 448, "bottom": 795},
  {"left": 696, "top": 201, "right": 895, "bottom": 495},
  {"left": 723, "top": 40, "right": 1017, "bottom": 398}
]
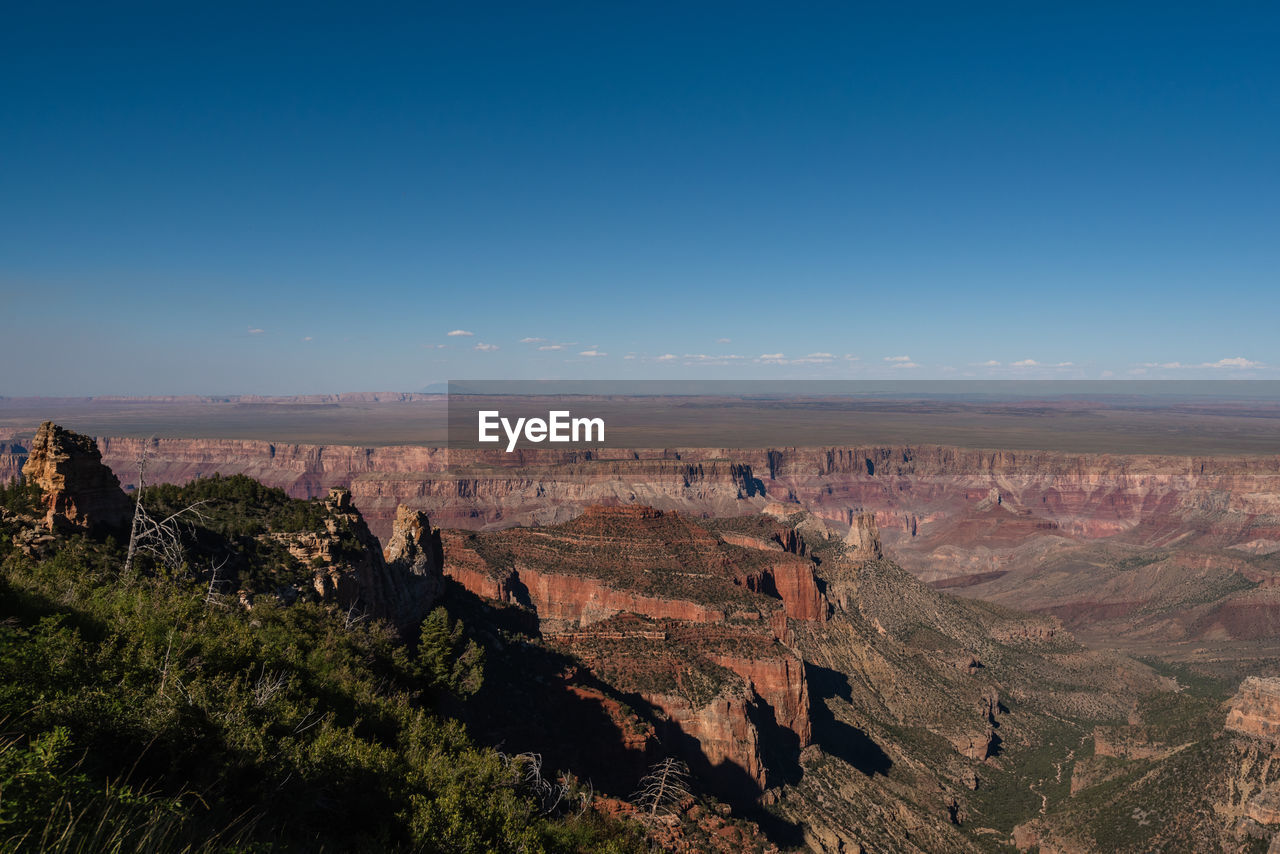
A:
[
  {"left": 262, "top": 488, "right": 444, "bottom": 632},
  {"left": 63, "top": 438, "right": 1280, "bottom": 649},
  {"left": 843, "top": 512, "right": 882, "bottom": 562},
  {"left": 381, "top": 504, "right": 446, "bottom": 625},
  {"left": 439, "top": 505, "right": 820, "bottom": 794},
  {"left": 1219, "top": 677, "right": 1280, "bottom": 847},
  {"left": 21, "top": 421, "right": 131, "bottom": 534},
  {"left": 1227, "top": 677, "right": 1280, "bottom": 741}
]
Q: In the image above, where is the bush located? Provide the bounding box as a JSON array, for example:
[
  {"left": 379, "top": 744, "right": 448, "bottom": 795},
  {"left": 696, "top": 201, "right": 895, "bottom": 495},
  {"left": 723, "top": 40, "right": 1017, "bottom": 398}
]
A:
[{"left": 0, "top": 523, "right": 643, "bottom": 852}]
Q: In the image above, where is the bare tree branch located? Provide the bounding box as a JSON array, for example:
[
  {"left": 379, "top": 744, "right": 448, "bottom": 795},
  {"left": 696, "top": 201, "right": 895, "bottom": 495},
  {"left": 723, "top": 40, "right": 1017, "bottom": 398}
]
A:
[
  {"left": 253, "top": 664, "right": 289, "bottom": 707},
  {"left": 632, "top": 757, "right": 691, "bottom": 818},
  {"left": 123, "top": 443, "right": 210, "bottom": 575},
  {"left": 205, "top": 557, "right": 230, "bottom": 609}
]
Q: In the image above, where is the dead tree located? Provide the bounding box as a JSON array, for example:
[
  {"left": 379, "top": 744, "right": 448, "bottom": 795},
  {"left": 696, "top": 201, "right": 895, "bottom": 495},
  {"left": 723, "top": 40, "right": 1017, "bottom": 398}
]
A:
[
  {"left": 253, "top": 663, "right": 290, "bottom": 707},
  {"left": 632, "top": 757, "right": 691, "bottom": 818},
  {"left": 343, "top": 603, "right": 367, "bottom": 630},
  {"left": 122, "top": 446, "right": 148, "bottom": 574},
  {"left": 497, "top": 751, "right": 572, "bottom": 815},
  {"left": 204, "top": 557, "right": 230, "bottom": 608},
  {"left": 123, "top": 442, "right": 208, "bottom": 574}
]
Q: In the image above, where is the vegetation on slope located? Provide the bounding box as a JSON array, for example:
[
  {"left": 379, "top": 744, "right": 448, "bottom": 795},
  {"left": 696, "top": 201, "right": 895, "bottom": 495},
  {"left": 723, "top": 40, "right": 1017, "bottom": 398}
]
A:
[{"left": 0, "top": 475, "right": 643, "bottom": 853}]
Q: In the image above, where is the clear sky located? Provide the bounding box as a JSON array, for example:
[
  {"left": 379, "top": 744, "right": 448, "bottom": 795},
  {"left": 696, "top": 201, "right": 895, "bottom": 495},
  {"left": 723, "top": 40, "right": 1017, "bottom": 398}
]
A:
[{"left": 3, "top": 2, "right": 1277, "bottom": 394}]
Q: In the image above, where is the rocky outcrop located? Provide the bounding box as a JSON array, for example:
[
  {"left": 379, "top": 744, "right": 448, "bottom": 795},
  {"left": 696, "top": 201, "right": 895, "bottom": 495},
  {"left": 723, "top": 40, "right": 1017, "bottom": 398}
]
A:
[
  {"left": 381, "top": 504, "right": 446, "bottom": 624},
  {"left": 1227, "top": 678, "right": 1280, "bottom": 742},
  {"left": 736, "top": 558, "right": 830, "bottom": 623},
  {"left": 844, "top": 512, "right": 882, "bottom": 562},
  {"left": 449, "top": 507, "right": 820, "bottom": 795},
  {"left": 1092, "top": 726, "right": 1168, "bottom": 761},
  {"left": 21, "top": 422, "right": 131, "bottom": 534},
  {"left": 271, "top": 489, "right": 444, "bottom": 631}
]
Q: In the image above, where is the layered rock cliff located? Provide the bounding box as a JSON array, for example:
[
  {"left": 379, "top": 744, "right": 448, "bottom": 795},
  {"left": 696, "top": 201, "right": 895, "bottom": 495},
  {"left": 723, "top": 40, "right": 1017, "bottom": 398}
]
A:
[
  {"left": 1210, "top": 677, "right": 1280, "bottom": 848},
  {"left": 438, "top": 505, "right": 822, "bottom": 793}
]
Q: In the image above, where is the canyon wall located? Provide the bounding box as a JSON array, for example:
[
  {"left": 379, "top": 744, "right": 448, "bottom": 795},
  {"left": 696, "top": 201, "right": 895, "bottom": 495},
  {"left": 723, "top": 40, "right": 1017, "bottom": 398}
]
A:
[
  {"left": 8, "top": 435, "right": 1280, "bottom": 646},
  {"left": 38, "top": 438, "right": 1275, "bottom": 553}
]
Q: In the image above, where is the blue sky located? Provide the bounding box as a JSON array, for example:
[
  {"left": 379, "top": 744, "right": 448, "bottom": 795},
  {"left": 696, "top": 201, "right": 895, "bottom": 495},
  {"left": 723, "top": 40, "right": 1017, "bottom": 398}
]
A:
[{"left": 2, "top": 2, "right": 1277, "bottom": 394}]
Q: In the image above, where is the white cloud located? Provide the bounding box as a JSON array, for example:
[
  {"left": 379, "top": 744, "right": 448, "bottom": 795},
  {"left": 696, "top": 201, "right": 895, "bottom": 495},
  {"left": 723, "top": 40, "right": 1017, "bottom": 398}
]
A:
[
  {"left": 715, "top": 338, "right": 731, "bottom": 344},
  {"left": 889, "top": 361, "right": 919, "bottom": 369},
  {"left": 303, "top": 336, "right": 313, "bottom": 342},
  {"left": 978, "top": 360, "right": 1001, "bottom": 367},
  {"left": 1139, "top": 357, "right": 1263, "bottom": 370},
  {"left": 248, "top": 327, "right": 265, "bottom": 335},
  {"left": 656, "top": 353, "right": 678, "bottom": 361},
  {"left": 519, "top": 337, "right": 546, "bottom": 344},
  {"left": 447, "top": 329, "right": 474, "bottom": 337},
  {"left": 1053, "top": 361, "right": 1075, "bottom": 367},
  {"left": 1206, "top": 356, "right": 1261, "bottom": 369},
  {"left": 623, "top": 354, "right": 636, "bottom": 360},
  {"left": 1011, "top": 359, "right": 1040, "bottom": 367},
  {"left": 883, "top": 355, "right": 912, "bottom": 362},
  {"left": 474, "top": 342, "right": 499, "bottom": 352},
  {"left": 843, "top": 354, "right": 860, "bottom": 361},
  {"left": 784, "top": 353, "right": 836, "bottom": 365},
  {"left": 538, "top": 344, "right": 566, "bottom": 351},
  {"left": 682, "top": 353, "right": 745, "bottom": 361},
  {"left": 578, "top": 349, "right": 607, "bottom": 357}
]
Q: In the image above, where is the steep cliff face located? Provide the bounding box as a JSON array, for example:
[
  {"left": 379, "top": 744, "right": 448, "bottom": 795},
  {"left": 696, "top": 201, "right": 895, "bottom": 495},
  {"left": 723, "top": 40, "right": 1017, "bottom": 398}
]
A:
[
  {"left": 21, "top": 422, "right": 131, "bottom": 534},
  {"left": 1217, "top": 678, "right": 1280, "bottom": 846},
  {"left": 0, "top": 441, "right": 26, "bottom": 485},
  {"left": 552, "top": 615, "right": 806, "bottom": 796},
  {"left": 1227, "top": 677, "right": 1280, "bottom": 742},
  {"left": 76, "top": 438, "right": 1280, "bottom": 529},
  {"left": 708, "top": 650, "right": 812, "bottom": 747},
  {"left": 441, "top": 506, "right": 819, "bottom": 794}
]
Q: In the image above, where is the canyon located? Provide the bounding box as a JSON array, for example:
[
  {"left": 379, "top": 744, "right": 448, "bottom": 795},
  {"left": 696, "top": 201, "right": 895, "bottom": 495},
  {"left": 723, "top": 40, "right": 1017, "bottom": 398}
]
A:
[
  {"left": 8, "top": 417, "right": 1280, "bottom": 851},
  {"left": 6, "top": 434, "right": 1279, "bottom": 658}
]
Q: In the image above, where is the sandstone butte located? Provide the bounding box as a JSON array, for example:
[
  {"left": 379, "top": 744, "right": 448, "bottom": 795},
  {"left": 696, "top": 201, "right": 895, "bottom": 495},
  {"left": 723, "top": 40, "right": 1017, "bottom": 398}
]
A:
[
  {"left": 20, "top": 421, "right": 132, "bottom": 534},
  {"left": 441, "top": 504, "right": 832, "bottom": 792}
]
